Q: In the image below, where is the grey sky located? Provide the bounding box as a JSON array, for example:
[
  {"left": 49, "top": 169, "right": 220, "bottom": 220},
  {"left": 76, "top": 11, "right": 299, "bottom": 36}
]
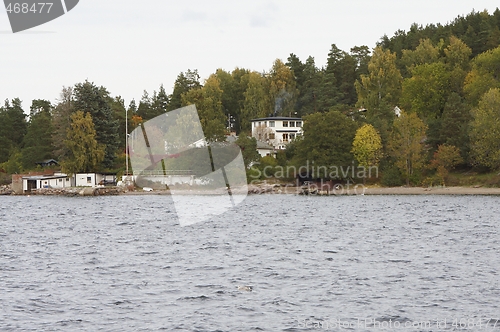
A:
[{"left": 1, "top": 0, "right": 499, "bottom": 112}]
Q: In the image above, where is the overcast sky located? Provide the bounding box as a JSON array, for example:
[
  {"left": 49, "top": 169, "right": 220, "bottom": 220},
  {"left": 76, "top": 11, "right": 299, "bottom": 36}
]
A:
[{"left": 1, "top": 0, "right": 499, "bottom": 112}]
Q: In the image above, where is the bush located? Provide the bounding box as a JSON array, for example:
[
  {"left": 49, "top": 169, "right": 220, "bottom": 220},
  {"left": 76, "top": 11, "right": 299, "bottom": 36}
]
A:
[
  {"left": 0, "top": 172, "right": 10, "bottom": 186},
  {"left": 381, "top": 166, "right": 403, "bottom": 187}
]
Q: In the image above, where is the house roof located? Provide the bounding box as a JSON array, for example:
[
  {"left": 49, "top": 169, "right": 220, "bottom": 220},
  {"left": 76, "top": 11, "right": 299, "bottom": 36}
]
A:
[
  {"left": 35, "top": 159, "right": 59, "bottom": 165},
  {"left": 256, "top": 140, "right": 274, "bottom": 150},
  {"left": 23, "top": 175, "right": 67, "bottom": 180},
  {"left": 251, "top": 117, "right": 302, "bottom": 122}
]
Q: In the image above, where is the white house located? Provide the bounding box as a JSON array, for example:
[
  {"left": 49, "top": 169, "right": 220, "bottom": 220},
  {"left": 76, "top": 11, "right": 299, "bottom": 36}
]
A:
[
  {"left": 22, "top": 172, "right": 74, "bottom": 193},
  {"left": 256, "top": 140, "right": 275, "bottom": 158},
  {"left": 251, "top": 117, "right": 303, "bottom": 150},
  {"left": 74, "top": 173, "right": 117, "bottom": 187}
]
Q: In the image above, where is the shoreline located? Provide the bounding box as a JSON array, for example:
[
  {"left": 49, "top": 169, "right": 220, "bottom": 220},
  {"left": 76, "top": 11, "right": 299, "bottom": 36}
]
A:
[
  {"left": 3, "top": 185, "right": 500, "bottom": 197},
  {"left": 121, "top": 185, "right": 500, "bottom": 196},
  {"left": 362, "top": 186, "right": 500, "bottom": 195}
]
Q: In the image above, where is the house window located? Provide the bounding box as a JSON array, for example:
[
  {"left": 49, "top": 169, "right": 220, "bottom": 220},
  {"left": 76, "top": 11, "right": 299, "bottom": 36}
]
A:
[
  {"left": 290, "top": 133, "right": 295, "bottom": 140},
  {"left": 289, "top": 121, "right": 295, "bottom": 127},
  {"left": 66, "top": 178, "right": 69, "bottom": 182},
  {"left": 59, "top": 179, "right": 63, "bottom": 182},
  {"left": 87, "top": 177, "right": 92, "bottom": 184},
  {"left": 269, "top": 133, "right": 275, "bottom": 139},
  {"left": 296, "top": 121, "right": 302, "bottom": 127},
  {"left": 269, "top": 121, "right": 275, "bottom": 127},
  {"left": 282, "top": 121, "right": 288, "bottom": 127},
  {"left": 283, "top": 133, "right": 289, "bottom": 142}
]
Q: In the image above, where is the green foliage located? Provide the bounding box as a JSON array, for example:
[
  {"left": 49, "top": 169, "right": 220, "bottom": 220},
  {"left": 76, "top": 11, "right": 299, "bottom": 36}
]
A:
[
  {"left": 240, "top": 71, "right": 269, "bottom": 131},
  {"left": 73, "top": 81, "right": 119, "bottom": 169},
  {"left": 181, "top": 74, "right": 227, "bottom": 142},
  {"left": 136, "top": 85, "right": 169, "bottom": 121},
  {"left": 293, "top": 110, "right": 358, "bottom": 178},
  {"left": 388, "top": 111, "right": 428, "bottom": 186},
  {"left": 275, "top": 150, "right": 287, "bottom": 167},
  {"left": 246, "top": 166, "right": 262, "bottom": 182},
  {"left": 61, "top": 111, "right": 105, "bottom": 174},
  {"left": 52, "top": 86, "right": 74, "bottom": 160},
  {"left": 109, "top": 96, "right": 127, "bottom": 150},
  {"left": 29, "top": 99, "right": 52, "bottom": 117},
  {"left": 1, "top": 149, "right": 22, "bottom": 174},
  {"left": 430, "top": 144, "right": 463, "bottom": 185},
  {"left": 269, "top": 59, "right": 298, "bottom": 117},
  {"left": 21, "top": 107, "right": 53, "bottom": 169},
  {"left": 381, "top": 165, "right": 404, "bottom": 187},
  {"left": 444, "top": 36, "right": 472, "bottom": 93},
  {"left": 464, "top": 45, "right": 500, "bottom": 105},
  {"left": 168, "top": 69, "right": 201, "bottom": 111},
  {"left": 439, "top": 93, "right": 471, "bottom": 159},
  {"left": 400, "top": 38, "right": 441, "bottom": 75},
  {"left": 0, "top": 98, "right": 27, "bottom": 165},
  {"left": 234, "top": 135, "right": 260, "bottom": 169},
  {"left": 401, "top": 62, "right": 450, "bottom": 119},
  {"left": 356, "top": 46, "right": 403, "bottom": 110},
  {"left": 469, "top": 88, "right": 500, "bottom": 169},
  {"left": 257, "top": 155, "right": 279, "bottom": 179},
  {"left": 352, "top": 124, "right": 383, "bottom": 168},
  {"left": 379, "top": 9, "right": 500, "bottom": 57}
]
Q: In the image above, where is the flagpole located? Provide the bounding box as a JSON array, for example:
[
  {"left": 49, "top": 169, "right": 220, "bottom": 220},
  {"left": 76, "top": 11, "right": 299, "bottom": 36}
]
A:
[{"left": 125, "top": 106, "right": 129, "bottom": 175}]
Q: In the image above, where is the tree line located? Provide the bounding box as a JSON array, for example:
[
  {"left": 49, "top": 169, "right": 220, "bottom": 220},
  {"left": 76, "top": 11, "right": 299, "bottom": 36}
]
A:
[{"left": 1, "top": 8, "right": 500, "bottom": 186}]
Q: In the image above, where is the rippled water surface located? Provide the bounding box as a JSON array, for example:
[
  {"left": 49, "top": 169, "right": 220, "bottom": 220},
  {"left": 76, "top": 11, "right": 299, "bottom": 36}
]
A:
[{"left": 1, "top": 194, "right": 499, "bottom": 331}]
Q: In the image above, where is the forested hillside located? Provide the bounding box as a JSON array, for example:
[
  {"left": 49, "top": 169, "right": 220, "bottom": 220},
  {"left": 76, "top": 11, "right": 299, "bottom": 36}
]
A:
[{"left": 1, "top": 8, "right": 500, "bottom": 186}]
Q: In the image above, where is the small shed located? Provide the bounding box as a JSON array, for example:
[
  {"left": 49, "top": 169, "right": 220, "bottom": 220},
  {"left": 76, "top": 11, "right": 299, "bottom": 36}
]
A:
[
  {"left": 74, "top": 173, "right": 117, "bottom": 187},
  {"left": 35, "top": 159, "right": 59, "bottom": 167}
]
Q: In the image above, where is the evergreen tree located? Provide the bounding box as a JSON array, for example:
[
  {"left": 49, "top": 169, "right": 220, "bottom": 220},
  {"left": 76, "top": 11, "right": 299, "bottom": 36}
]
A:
[
  {"left": 136, "top": 90, "right": 152, "bottom": 120},
  {"left": 297, "top": 56, "right": 321, "bottom": 115},
  {"left": 150, "top": 84, "right": 169, "bottom": 118},
  {"left": 21, "top": 106, "right": 54, "bottom": 169},
  {"left": 29, "top": 99, "right": 52, "bottom": 118},
  {"left": 109, "top": 96, "right": 127, "bottom": 150},
  {"left": 439, "top": 93, "right": 471, "bottom": 160},
  {"left": 168, "top": 69, "right": 202, "bottom": 111}
]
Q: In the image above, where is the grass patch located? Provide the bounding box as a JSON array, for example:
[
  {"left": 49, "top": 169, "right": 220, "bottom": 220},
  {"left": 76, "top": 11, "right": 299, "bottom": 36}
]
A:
[{"left": 447, "top": 170, "right": 500, "bottom": 187}]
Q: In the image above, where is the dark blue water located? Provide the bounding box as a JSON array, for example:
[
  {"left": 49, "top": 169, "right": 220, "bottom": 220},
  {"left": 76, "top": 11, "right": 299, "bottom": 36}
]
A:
[{"left": 1, "top": 195, "right": 499, "bottom": 331}]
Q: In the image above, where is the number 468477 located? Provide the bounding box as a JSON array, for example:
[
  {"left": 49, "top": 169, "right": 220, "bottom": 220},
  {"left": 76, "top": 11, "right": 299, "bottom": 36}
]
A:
[{"left": 5, "top": 3, "right": 53, "bottom": 14}]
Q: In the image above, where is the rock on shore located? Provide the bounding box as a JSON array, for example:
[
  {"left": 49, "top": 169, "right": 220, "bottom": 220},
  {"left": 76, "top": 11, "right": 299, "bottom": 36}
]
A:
[
  {"left": 0, "top": 184, "right": 13, "bottom": 195},
  {"left": 26, "top": 187, "right": 124, "bottom": 196}
]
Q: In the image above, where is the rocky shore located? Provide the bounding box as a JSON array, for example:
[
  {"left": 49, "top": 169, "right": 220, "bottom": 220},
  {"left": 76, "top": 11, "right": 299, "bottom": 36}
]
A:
[
  {"left": 2, "top": 183, "right": 500, "bottom": 196},
  {"left": 0, "top": 184, "right": 13, "bottom": 195},
  {"left": 22, "top": 187, "right": 124, "bottom": 196}
]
